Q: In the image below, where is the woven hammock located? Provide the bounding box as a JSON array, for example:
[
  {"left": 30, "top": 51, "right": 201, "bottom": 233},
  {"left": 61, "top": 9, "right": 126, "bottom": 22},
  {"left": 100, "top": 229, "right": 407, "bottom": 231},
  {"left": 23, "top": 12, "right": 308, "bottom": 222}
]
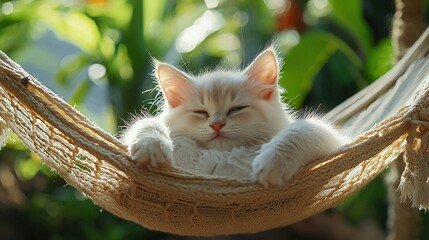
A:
[{"left": 1, "top": 26, "right": 429, "bottom": 237}]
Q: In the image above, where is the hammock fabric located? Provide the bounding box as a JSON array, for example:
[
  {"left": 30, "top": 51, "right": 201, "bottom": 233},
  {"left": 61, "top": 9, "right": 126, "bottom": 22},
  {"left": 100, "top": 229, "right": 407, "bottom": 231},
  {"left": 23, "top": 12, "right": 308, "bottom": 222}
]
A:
[{"left": 1, "top": 28, "right": 429, "bottom": 236}]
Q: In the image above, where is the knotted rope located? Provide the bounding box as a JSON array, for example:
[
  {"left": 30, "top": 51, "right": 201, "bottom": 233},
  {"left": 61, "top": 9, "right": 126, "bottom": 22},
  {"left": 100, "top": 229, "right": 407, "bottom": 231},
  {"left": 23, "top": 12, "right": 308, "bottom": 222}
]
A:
[{"left": 387, "top": 0, "right": 425, "bottom": 239}]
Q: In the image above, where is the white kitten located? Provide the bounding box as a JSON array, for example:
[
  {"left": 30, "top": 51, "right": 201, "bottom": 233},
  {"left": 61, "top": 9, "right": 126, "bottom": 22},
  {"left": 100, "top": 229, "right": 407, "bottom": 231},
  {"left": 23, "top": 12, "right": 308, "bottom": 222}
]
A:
[{"left": 121, "top": 47, "right": 348, "bottom": 186}]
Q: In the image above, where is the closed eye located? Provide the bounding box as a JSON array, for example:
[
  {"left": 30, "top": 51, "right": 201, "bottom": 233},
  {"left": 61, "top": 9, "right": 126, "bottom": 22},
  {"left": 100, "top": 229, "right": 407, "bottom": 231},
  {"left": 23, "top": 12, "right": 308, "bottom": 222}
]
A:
[
  {"left": 193, "top": 110, "right": 209, "bottom": 118},
  {"left": 227, "top": 106, "right": 248, "bottom": 115}
]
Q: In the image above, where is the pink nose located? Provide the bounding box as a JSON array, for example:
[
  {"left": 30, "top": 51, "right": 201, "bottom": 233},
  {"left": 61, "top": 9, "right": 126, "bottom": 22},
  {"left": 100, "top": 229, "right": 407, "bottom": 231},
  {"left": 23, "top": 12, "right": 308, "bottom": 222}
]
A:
[{"left": 209, "top": 122, "right": 225, "bottom": 132}]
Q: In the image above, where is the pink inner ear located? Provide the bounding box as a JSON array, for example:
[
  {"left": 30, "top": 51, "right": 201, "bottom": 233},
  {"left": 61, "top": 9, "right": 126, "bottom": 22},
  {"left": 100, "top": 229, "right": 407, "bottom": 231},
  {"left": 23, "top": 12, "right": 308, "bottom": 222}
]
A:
[
  {"left": 156, "top": 63, "right": 194, "bottom": 108},
  {"left": 245, "top": 49, "right": 279, "bottom": 100},
  {"left": 258, "top": 86, "right": 276, "bottom": 101},
  {"left": 163, "top": 86, "right": 183, "bottom": 108}
]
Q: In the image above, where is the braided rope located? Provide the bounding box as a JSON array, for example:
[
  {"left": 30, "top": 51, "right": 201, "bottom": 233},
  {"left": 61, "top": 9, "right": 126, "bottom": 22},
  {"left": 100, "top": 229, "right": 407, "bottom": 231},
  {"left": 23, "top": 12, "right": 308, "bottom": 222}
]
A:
[
  {"left": 387, "top": 0, "right": 425, "bottom": 239},
  {"left": 392, "top": 0, "right": 425, "bottom": 61}
]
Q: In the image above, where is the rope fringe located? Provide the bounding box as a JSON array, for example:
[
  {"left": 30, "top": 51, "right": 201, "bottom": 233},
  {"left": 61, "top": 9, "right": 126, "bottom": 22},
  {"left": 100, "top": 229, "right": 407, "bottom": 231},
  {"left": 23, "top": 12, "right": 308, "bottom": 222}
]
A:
[{"left": 400, "top": 110, "right": 429, "bottom": 210}]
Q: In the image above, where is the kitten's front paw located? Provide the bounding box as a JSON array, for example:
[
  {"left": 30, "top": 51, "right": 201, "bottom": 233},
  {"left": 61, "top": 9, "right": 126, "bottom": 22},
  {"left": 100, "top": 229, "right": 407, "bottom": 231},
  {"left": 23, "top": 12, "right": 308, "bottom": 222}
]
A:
[
  {"left": 128, "top": 137, "right": 174, "bottom": 168},
  {"left": 251, "top": 144, "right": 300, "bottom": 187}
]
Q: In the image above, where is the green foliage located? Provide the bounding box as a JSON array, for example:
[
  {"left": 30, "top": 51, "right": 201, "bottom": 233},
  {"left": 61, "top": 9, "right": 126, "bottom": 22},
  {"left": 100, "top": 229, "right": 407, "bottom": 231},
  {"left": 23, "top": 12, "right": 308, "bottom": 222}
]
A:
[
  {"left": 365, "top": 38, "right": 394, "bottom": 81},
  {"left": 281, "top": 31, "right": 362, "bottom": 107},
  {"left": 330, "top": 0, "right": 373, "bottom": 53}
]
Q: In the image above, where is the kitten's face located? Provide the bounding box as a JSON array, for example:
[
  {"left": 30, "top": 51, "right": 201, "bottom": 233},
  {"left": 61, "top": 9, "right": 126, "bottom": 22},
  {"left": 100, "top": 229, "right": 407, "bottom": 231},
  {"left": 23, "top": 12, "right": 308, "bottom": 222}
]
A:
[{"left": 156, "top": 48, "right": 288, "bottom": 150}]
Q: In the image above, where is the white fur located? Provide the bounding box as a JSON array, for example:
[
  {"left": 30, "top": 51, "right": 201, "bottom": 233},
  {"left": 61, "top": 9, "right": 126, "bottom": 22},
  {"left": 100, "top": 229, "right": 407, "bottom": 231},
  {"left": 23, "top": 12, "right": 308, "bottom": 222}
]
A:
[
  {"left": 173, "top": 136, "right": 256, "bottom": 178},
  {"left": 122, "top": 118, "right": 174, "bottom": 168},
  {"left": 121, "top": 48, "right": 348, "bottom": 186},
  {"left": 252, "top": 118, "right": 348, "bottom": 186}
]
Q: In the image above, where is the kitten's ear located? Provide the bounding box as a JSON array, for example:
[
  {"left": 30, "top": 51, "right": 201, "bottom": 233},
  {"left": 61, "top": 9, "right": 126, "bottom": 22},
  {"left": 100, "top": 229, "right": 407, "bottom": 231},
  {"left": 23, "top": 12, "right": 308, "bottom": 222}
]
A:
[
  {"left": 155, "top": 61, "right": 194, "bottom": 108},
  {"left": 244, "top": 48, "right": 279, "bottom": 100}
]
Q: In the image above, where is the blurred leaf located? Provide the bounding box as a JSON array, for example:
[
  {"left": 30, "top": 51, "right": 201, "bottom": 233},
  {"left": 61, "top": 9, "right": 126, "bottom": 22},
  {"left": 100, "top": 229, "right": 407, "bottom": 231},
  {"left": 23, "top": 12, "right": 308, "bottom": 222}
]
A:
[
  {"left": 365, "top": 37, "right": 394, "bottom": 81},
  {"left": 85, "top": 0, "right": 132, "bottom": 27},
  {"left": 56, "top": 54, "right": 91, "bottom": 86},
  {"left": 69, "top": 78, "right": 93, "bottom": 105},
  {"left": 143, "top": 0, "right": 167, "bottom": 36},
  {"left": 0, "top": 20, "right": 31, "bottom": 55},
  {"left": 16, "top": 157, "right": 40, "bottom": 180},
  {"left": 330, "top": 0, "right": 373, "bottom": 54},
  {"left": 40, "top": 8, "right": 101, "bottom": 54},
  {"left": 100, "top": 35, "right": 116, "bottom": 60},
  {"left": 281, "top": 31, "right": 361, "bottom": 108}
]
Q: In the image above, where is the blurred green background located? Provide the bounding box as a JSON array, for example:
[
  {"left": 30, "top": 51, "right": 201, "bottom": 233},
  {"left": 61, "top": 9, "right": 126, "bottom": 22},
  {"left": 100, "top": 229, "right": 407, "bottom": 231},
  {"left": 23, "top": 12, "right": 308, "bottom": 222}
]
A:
[{"left": 0, "top": 0, "right": 428, "bottom": 239}]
